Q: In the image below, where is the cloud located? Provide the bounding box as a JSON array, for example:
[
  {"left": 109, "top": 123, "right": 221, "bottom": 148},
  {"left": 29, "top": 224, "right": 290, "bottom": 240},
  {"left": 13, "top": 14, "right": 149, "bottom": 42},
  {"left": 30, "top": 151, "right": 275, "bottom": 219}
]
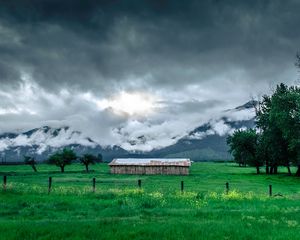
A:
[
  {"left": 0, "top": 76, "right": 240, "bottom": 151},
  {"left": 0, "top": 126, "right": 98, "bottom": 153},
  {"left": 1, "top": 1, "right": 299, "bottom": 92},
  {"left": 0, "top": 1, "right": 299, "bottom": 151}
]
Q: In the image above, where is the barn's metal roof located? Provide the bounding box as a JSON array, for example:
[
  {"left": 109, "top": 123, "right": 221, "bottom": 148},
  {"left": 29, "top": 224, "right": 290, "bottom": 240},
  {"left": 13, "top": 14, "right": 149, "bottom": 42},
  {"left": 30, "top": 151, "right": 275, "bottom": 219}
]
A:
[{"left": 109, "top": 158, "right": 191, "bottom": 166}]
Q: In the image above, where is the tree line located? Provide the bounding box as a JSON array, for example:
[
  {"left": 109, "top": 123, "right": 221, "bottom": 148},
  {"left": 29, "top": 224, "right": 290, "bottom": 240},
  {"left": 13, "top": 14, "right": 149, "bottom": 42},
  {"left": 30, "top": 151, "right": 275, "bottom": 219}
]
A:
[
  {"left": 227, "top": 54, "right": 300, "bottom": 176},
  {"left": 24, "top": 148, "right": 103, "bottom": 173}
]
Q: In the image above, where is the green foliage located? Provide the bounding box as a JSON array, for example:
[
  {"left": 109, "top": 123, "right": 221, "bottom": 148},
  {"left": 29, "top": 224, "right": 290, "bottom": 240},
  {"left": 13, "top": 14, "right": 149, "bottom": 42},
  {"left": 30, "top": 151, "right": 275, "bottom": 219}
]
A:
[
  {"left": 79, "top": 153, "right": 101, "bottom": 172},
  {"left": 256, "top": 83, "right": 300, "bottom": 175},
  {"left": 227, "top": 129, "right": 262, "bottom": 173},
  {"left": 228, "top": 83, "right": 300, "bottom": 176},
  {"left": 48, "top": 148, "right": 77, "bottom": 172},
  {"left": 80, "top": 154, "right": 96, "bottom": 165}
]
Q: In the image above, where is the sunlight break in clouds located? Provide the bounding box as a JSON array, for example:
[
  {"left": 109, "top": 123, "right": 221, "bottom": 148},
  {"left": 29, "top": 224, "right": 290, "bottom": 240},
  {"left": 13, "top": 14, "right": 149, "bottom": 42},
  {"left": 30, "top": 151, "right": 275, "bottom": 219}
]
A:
[
  {"left": 0, "top": 0, "right": 299, "bottom": 153},
  {"left": 94, "top": 91, "right": 160, "bottom": 117}
]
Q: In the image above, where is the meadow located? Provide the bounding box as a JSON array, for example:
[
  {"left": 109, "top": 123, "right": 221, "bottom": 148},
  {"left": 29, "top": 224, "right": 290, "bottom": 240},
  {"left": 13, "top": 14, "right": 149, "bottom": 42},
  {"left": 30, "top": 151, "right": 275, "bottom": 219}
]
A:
[{"left": 0, "top": 162, "right": 300, "bottom": 240}]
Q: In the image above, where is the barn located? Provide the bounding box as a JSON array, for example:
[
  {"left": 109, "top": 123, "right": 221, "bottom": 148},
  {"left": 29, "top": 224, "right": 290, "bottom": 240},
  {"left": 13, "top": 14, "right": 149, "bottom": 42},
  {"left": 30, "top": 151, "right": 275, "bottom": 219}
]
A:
[{"left": 108, "top": 158, "right": 191, "bottom": 175}]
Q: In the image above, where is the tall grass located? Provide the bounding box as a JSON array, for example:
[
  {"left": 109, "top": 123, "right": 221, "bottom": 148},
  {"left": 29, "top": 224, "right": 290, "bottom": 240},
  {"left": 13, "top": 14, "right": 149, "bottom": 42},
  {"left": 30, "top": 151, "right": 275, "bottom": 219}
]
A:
[{"left": 0, "top": 163, "right": 300, "bottom": 239}]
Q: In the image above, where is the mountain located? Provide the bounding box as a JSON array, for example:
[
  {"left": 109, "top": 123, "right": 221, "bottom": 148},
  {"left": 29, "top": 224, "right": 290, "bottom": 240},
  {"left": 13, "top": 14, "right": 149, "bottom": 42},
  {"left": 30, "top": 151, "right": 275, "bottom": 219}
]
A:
[
  {"left": 150, "top": 117, "right": 255, "bottom": 161},
  {"left": 0, "top": 101, "right": 256, "bottom": 163},
  {"left": 0, "top": 126, "right": 129, "bottom": 163}
]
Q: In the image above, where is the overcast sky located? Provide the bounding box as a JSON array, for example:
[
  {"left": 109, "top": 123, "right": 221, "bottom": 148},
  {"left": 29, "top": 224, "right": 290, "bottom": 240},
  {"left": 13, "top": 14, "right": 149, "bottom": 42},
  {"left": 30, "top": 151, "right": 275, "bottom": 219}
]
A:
[{"left": 0, "top": 0, "right": 299, "bottom": 151}]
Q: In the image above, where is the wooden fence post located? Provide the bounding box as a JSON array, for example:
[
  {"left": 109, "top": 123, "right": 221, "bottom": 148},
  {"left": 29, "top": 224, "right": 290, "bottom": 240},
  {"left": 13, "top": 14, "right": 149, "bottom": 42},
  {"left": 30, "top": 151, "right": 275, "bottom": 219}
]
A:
[
  {"left": 225, "top": 182, "right": 229, "bottom": 194},
  {"left": 138, "top": 179, "right": 141, "bottom": 188},
  {"left": 48, "top": 177, "right": 52, "bottom": 194},
  {"left": 3, "top": 176, "right": 7, "bottom": 190},
  {"left": 269, "top": 185, "right": 272, "bottom": 197},
  {"left": 92, "top": 178, "right": 96, "bottom": 193},
  {"left": 181, "top": 181, "right": 184, "bottom": 192}
]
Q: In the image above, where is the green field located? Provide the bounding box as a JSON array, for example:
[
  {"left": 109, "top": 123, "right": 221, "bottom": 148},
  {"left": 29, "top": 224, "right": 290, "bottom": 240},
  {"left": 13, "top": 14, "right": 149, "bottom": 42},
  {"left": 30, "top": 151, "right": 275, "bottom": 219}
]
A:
[{"left": 0, "top": 162, "right": 300, "bottom": 240}]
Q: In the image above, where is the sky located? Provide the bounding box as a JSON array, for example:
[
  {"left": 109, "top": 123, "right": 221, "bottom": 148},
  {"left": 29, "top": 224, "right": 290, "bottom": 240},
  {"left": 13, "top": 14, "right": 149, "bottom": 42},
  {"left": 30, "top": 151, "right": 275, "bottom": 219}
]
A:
[{"left": 0, "top": 0, "right": 299, "bottom": 151}]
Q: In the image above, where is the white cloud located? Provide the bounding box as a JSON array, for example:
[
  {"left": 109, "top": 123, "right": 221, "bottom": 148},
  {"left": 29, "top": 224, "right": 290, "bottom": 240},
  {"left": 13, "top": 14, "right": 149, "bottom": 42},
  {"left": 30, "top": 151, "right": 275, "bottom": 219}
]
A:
[
  {"left": 225, "top": 108, "right": 256, "bottom": 121},
  {"left": 0, "top": 127, "right": 97, "bottom": 153},
  {"left": 0, "top": 1, "right": 299, "bottom": 154},
  {"left": 0, "top": 76, "right": 238, "bottom": 152},
  {"left": 211, "top": 120, "right": 231, "bottom": 136}
]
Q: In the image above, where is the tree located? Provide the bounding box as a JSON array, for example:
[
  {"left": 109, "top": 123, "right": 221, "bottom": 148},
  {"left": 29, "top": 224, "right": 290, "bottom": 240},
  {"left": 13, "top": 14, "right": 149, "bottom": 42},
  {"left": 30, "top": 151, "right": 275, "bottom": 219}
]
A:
[
  {"left": 227, "top": 131, "right": 246, "bottom": 167},
  {"left": 24, "top": 155, "right": 37, "bottom": 172},
  {"left": 256, "top": 134, "right": 271, "bottom": 174},
  {"left": 48, "top": 148, "right": 77, "bottom": 172},
  {"left": 80, "top": 154, "right": 97, "bottom": 172},
  {"left": 272, "top": 85, "right": 300, "bottom": 176},
  {"left": 227, "top": 55, "right": 300, "bottom": 177},
  {"left": 227, "top": 129, "right": 263, "bottom": 174},
  {"left": 256, "top": 83, "right": 300, "bottom": 176},
  {"left": 96, "top": 153, "right": 103, "bottom": 163}
]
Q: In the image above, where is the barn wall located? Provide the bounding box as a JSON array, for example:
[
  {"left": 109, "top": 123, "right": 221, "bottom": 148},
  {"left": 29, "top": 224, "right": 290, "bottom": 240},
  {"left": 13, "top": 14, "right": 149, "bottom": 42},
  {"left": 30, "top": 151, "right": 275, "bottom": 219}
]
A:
[{"left": 110, "top": 165, "right": 189, "bottom": 175}]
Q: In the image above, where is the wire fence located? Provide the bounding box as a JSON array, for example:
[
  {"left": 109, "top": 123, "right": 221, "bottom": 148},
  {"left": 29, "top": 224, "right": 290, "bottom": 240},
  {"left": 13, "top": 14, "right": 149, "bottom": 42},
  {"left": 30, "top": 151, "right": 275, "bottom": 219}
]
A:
[{"left": 1, "top": 174, "right": 288, "bottom": 198}]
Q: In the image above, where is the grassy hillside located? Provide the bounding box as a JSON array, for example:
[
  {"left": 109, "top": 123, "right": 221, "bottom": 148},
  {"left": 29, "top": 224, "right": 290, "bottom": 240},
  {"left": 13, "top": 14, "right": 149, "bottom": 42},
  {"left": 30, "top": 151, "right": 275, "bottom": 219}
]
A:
[
  {"left": 0, "top": 163, "right": 300, "bottom": 239},
  {"left": 164, "top": 148, "right": 229, "bottom": 161}
]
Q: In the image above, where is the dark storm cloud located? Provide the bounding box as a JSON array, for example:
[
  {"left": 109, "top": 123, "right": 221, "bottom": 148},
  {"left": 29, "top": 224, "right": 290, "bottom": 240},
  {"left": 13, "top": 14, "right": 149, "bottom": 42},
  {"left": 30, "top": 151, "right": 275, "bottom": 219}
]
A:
[
  {"left": 0, "top": 0, "right": 299, "bottom": 93},
  {"left": 0, "top": 0, "right": 299, "bottom": 150}
]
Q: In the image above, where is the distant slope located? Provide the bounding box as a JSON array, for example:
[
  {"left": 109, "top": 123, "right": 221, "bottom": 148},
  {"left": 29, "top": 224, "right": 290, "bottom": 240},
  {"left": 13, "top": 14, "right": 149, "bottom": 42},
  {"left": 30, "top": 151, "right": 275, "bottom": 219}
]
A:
[
  {"left": 0, "top": 126, "right": 129, "bottom": 163},
  {"left": 150, "top": 118, "right": 255, "bottom": 161},
  {"left": 0, "top": 101, "right": 256, "bottom": 162},
  {"left": 164, "top": 148, "right": 227, "bottom": 161}
]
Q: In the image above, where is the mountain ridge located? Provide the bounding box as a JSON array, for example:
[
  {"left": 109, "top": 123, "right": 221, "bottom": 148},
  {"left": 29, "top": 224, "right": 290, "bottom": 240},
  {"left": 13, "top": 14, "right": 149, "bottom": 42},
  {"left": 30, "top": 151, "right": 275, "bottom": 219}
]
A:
[{"left": 0, "top": 101, "right": 256, "bottom": 163}]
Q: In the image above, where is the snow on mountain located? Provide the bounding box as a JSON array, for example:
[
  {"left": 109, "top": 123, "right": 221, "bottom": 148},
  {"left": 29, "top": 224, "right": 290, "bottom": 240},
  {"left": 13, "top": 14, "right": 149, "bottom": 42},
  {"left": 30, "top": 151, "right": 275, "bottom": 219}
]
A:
[
  {"left": 0, "top": 101, "right": 257, "bottom": 162},
  {"left": 0, "top": 126, "right": 96, "bottom": 154},
  {"left": 148, "top": 101, "right": 256, "bottom": 161},
  {"left": 184, "top": 100, "right": 256, "bottom": 141}
]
